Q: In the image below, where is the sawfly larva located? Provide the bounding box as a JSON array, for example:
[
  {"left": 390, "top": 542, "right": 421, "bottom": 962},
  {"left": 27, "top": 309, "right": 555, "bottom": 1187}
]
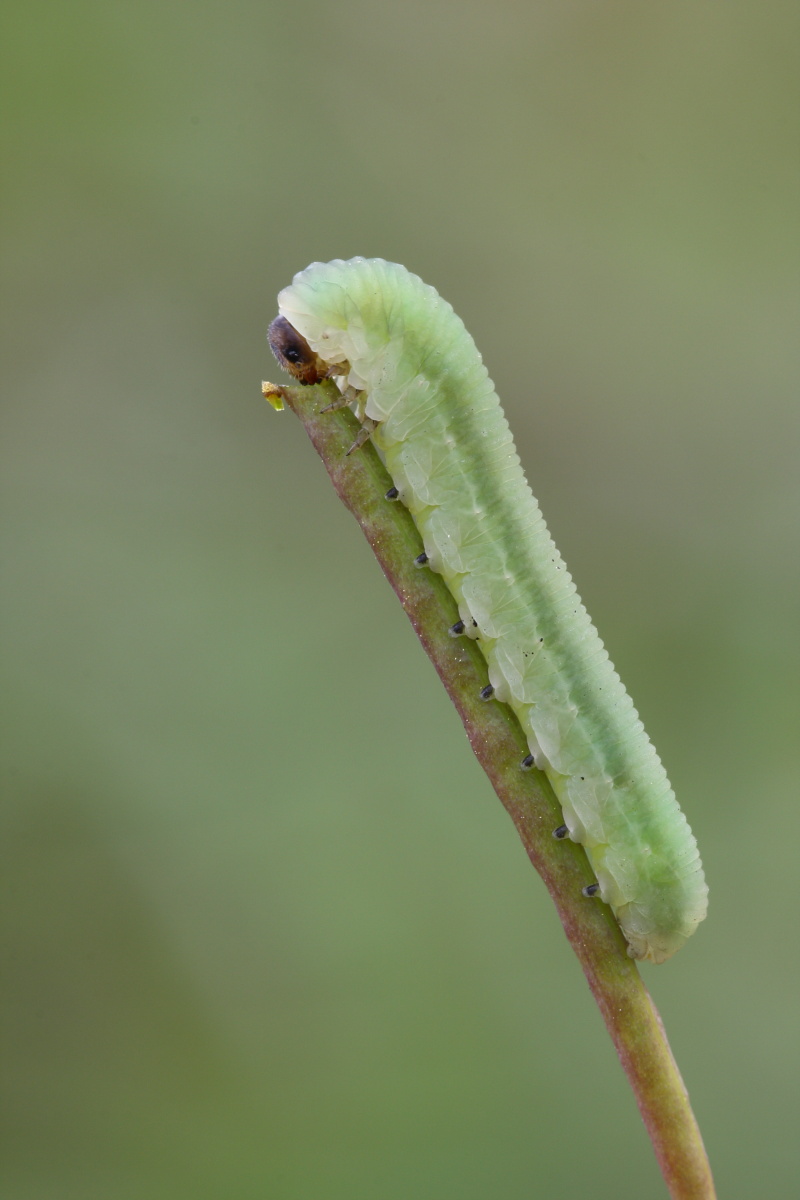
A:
[{"left": 269, "top": 257, "right": 708, "bottom": 963}]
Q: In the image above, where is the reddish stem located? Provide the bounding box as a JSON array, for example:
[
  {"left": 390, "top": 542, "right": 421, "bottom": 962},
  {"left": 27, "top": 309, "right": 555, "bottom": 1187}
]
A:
[{"left": 266, "top": 378, "right": 716, "bottom": 1200}]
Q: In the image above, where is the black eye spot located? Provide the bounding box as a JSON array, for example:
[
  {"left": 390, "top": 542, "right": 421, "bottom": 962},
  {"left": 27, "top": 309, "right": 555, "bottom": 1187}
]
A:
[{"left": 268, "top": 315, "right": 323, "bottom": 384}]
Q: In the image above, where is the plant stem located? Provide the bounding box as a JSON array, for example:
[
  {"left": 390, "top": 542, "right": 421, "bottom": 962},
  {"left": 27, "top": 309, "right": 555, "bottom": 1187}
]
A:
[{"left": 265, "top": 377, "right": 716, "bottom": 1200}]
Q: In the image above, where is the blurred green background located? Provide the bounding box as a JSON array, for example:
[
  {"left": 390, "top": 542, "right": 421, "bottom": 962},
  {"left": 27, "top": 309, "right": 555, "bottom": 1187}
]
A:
[{"left": 2, "top": 2, "right": 798, "bottom": 1197}]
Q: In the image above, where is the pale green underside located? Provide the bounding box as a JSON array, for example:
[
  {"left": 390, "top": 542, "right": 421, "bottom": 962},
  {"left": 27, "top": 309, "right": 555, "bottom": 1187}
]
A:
[{"left": 278, "top": 257, "right": 708, "bottom": 963}]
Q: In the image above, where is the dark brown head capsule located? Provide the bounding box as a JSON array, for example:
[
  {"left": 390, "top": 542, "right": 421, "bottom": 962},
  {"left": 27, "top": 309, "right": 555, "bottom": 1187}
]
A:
[{"left": 268, "top": 315, "right": 327, "bottom": 384}]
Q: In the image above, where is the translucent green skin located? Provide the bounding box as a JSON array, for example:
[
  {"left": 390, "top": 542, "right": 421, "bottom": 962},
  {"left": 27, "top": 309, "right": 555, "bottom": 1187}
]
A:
[{"left": 279, "top": 258, "right": 708, "bottom": 962}]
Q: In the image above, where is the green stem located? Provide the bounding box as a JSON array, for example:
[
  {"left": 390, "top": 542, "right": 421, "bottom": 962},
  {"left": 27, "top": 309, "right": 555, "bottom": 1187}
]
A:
[{"left": 266, "top": 377, "right": 716, "bottom": 1200}]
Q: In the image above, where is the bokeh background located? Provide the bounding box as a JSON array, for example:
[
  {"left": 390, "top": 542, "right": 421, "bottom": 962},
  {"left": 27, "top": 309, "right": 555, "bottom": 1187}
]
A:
[{"left": 2, "top": 3, "right": 798, "bottom": 1197}]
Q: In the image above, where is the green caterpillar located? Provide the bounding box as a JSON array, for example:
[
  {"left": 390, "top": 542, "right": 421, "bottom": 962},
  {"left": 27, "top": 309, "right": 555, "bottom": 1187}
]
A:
[{"left": 269, "top": 257, "right": 708, "bottom": 963}]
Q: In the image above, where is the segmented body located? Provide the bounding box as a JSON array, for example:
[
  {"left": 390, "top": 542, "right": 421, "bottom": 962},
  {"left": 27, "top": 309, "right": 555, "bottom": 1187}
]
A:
[{"left": 277, "top": 257, "right": 708, "bottom": 962}]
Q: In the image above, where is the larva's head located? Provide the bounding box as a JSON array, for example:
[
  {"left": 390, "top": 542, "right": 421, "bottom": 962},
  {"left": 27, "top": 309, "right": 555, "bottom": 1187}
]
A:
[
  {"left": 276, "top": 259, "right": 421, "bottom": 395},
  {"left": 268, "top": 315, "right": 328, "bottom": 385}
]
